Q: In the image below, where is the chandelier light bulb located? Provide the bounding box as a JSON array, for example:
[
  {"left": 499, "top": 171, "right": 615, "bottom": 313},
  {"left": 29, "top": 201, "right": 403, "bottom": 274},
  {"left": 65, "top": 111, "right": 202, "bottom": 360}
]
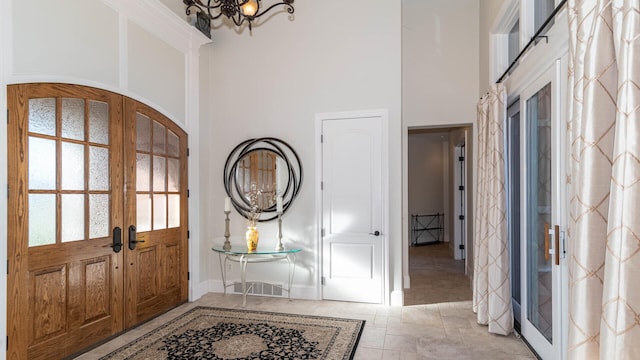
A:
[{"left": 240, "top": 0, "right": 259, "bottom": 17}]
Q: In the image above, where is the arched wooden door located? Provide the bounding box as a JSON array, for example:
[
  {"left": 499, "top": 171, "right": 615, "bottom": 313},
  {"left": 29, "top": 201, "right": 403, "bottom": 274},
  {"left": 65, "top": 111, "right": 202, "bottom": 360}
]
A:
[{"left": 7, "top": 83, "right": 189, "bottom": 359}]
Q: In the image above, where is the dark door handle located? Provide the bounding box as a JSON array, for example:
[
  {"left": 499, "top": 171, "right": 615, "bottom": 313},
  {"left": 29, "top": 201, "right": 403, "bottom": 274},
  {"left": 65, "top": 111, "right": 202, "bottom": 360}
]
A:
[
  {"left": 370, "top": 231, "right": 380, "bottom": 236},
  {"left": 128, "top": 225, "right": 145, "bottom": 250},
  {"left": 111, "top": 226, "right": 122, "bottom": 253}
]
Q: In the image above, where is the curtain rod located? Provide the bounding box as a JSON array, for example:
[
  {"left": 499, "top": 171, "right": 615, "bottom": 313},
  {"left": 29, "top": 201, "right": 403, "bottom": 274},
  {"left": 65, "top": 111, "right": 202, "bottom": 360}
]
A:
[{"left": 496, "top": 0, "right": 568, "bottom": 84}]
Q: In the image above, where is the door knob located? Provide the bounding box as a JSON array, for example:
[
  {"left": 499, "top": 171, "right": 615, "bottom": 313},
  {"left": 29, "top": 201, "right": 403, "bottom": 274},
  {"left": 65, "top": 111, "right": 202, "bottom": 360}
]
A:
[
  {"left": 128, "top": 225, "right": 145, "bottom": 250},
  {"left": 111, "top": 226, "right": 122, "bottom": 253},
  {"left": 370, "top": 231, "right": 381, "bottom": 236}
]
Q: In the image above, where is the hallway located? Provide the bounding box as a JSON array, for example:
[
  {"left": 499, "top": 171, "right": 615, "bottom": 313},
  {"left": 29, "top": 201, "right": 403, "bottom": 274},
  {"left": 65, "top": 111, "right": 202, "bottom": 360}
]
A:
[{"left": 404, "top": 242, "right": 472, "bottom": 306}]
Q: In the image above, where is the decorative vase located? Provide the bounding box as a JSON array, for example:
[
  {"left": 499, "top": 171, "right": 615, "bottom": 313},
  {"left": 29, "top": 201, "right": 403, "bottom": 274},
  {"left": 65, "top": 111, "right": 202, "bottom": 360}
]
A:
[{"left": 246, "top": 226, "right": 259, "bottom": 251}]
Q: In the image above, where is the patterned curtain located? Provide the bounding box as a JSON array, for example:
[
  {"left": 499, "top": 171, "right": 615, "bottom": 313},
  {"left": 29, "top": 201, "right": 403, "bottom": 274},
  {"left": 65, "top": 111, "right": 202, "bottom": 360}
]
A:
[
  {"left": 567, "top": 0, "right": 640, "bottom": 359},
  {"left": 473, "top": 83, "right": 513, "bottom": 336}
]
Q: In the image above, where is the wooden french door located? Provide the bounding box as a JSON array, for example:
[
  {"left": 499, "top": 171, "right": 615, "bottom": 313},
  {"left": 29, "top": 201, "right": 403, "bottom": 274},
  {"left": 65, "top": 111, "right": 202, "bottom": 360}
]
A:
[
  {"left": 7, "top": 83, "right": 189, "bottom": 359},
  {"left": 123, "top": 98, "right": 189, "bottom": 327}
]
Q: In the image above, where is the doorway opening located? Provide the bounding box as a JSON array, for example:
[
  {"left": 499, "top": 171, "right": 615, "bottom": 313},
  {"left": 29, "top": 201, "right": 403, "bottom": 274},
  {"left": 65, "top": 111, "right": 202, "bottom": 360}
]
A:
[{"left": 404, "top": 126, "right": 473, "bottom": 306}]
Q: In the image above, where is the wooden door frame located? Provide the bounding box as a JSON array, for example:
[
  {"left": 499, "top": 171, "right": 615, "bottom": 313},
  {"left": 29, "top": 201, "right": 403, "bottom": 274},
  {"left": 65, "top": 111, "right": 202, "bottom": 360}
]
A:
[{"left": 314, "top": 109, "right": 390, "bottom": 305}]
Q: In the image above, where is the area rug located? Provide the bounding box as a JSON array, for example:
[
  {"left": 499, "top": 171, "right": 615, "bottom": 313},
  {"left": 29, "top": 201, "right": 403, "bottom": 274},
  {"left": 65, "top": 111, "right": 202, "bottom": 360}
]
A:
[{"left": 99, "top": 306, "right": 365, "bottom": 360}]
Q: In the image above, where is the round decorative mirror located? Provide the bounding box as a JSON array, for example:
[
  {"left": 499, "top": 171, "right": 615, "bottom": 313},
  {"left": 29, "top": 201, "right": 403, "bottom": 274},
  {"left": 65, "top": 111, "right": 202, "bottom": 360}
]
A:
[{"left": 224, "top": 138, "right": 302, "bottom": 221}]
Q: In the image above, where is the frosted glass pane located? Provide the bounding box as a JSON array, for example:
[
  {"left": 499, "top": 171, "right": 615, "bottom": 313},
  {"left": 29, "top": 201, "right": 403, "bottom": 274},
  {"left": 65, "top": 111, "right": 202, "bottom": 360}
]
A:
[
  {"left": 167, "top": 130, "right": 179, "bottom": 157},
  {"left": 29, "top": 137, "right": 56, "bottom": 190},
  {"left": 61, "top": 98, "right": 85, "bottom": 140},
  {"left": 168, "top": 194, "right": 180, "bottom": 228},
  {"left": 136, "top": 113, "right": 151, "bottom": 152},
  {"left": 167, "top": 158, "right": 180, "bottom": 192},
  {"left": 153, "top": 194, "right": 166, "bottom": 230},
  {"left": 29, "top": 98, "right": 56, "bottom": 136},
  {"left": 89, "top": 146, "right": 109, "bottom": 191},
  {"left": 153, "top": 120, "right": 166, "bottom": 155},
  {"left": 89, "top": 101, "right": 109, "bottom": 145},
  {"left": 62, "top": 194, "right": 85, "bottom": 242},
  {"left": 29, "top": 194, "right": 56, "bottom": 247},
  {"left": 153, "top": 156, "right": 166, "bottom": 192},
  {"left": 136, "top": 194, "right": 152, "bottom": 232},
  {"left": 136, "top": 154, "right": 151, "bottom": 191},
  {"left": 89, "top": 194, "right": 109, "bottom": 239},
  {"left": 62, "top": 142, "right": 85, "bottom": 190}
]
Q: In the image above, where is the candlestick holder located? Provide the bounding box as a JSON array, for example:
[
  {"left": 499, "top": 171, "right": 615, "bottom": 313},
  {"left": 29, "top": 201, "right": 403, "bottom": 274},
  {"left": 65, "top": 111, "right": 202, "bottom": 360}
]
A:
[
  {"left": 223, "top": 210, "right": 231, "bottom": 251},
  {"left": 275, "top": 213, "right": 284, "bottom": 251}
]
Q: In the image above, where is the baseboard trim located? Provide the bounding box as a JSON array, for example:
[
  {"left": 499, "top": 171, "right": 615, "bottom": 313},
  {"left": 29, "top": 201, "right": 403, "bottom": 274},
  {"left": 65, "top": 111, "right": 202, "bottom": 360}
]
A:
[
  {"left": 390, "top": 290, "right": 404, "bottom": 306},
  {"left": 193, "top": 280, "right": 318, "bottom": 301}
]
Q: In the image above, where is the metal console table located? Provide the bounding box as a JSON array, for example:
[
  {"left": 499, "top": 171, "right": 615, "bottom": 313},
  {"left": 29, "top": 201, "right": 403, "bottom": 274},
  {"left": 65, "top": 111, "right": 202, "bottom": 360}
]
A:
[
  {"left": 212, "top": 246, "right": 301, "bottom": 307},
  {"left": 411, "top": 213, "right": 444, "bottom": 246}
]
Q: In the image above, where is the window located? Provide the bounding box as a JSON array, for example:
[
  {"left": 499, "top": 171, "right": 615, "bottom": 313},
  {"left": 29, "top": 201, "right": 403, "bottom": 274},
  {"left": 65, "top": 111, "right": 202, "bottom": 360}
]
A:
[
  {"left": 535, "top": 0, "right": 556, "bottom": 34},
  {"left": 508, "top": 20, "right": 520, "bottom": 65}
]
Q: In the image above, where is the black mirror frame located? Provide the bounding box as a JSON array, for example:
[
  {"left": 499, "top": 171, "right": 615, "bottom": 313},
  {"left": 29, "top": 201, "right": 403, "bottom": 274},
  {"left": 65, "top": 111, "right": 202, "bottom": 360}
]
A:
[{"left": 223, "top": 137, "right": 303, "bottom": 222}]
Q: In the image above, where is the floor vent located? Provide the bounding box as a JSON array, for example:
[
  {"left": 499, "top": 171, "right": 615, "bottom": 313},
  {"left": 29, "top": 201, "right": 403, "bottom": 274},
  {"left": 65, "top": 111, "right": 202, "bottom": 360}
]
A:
[{"left": 233, "top": 281, "right": 283, "bottom": 297}]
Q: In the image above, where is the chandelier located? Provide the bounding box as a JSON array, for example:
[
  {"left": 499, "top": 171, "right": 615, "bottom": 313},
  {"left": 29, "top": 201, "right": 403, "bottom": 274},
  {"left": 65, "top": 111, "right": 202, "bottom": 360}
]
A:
[{"left": 184, "top": 0, "right": 294, "bottom": 35}]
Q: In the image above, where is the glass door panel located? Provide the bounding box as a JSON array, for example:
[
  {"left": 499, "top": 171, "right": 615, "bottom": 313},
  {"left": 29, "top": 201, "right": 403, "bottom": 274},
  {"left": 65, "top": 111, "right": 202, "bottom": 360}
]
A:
[
  {"left": 135, "top": 115, "right": 180, "bottom": 230},
  {"left": 526, "top": 82, "right": 553, "bottom": 341},
  {"left": 506, "top": 99, "right": 522, "bottom": 328},
  {"left": 518, "top": 59, "right": 565, "bottom": 360}
]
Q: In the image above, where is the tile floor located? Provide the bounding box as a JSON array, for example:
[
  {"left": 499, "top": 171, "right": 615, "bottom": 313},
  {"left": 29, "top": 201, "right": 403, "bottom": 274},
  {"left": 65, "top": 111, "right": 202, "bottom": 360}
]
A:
[{"left": 76, "top": 243, "right": 536, "bottom": 360}]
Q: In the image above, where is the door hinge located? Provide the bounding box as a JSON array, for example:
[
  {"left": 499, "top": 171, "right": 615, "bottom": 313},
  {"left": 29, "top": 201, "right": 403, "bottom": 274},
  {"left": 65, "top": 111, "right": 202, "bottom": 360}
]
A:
[
  {"left": 320, "top": 134, "right": 323, "bottom": 143},
  {"left": 321, "top": 228, "right": 325, "bottom": 237},
  {"left": 6, "top": 185, "right": 8, "bottom": 199},
  {"left": 459, "top": 156, "right": 464, "bottom": 161},
  {"left": 6, "top": 259, "right": 8, "bottom": 275},
  {"left": 458, "top": 215, "right": 465, "bottom": 220},
  {"left": 458, "top": 186, "right": 464, "bottom": 191},
  {"left": 187, "top": 272, "right": 190, "bottom": 280},
  {"left": 187, "top": 189, "right": 190, "bottom": 198},
  {"left": 458, "top": 244, "right": 465, "bottom": 250},
  {"left": 187, "top": 148, "right": 190, "bottom": 156},
  {"left": 187, "top": 230, "right": 190, "bottom": 239},
  {"left": 320, "top": 181, "right": 323, "bottom": 190},
  {"left": 321, "top": 277, "right": 325, "bottom": 285},
  {"left": 6, "top": 335, "right": 7, "bottom": 351},
  {"left": 6, "top": 109, "right": 8, "bottom": 124}
]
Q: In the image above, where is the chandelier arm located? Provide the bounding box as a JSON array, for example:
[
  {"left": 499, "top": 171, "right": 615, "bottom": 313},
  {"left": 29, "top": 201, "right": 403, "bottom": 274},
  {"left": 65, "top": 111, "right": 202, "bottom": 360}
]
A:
[
  {"left": 253, "top": 2, "right": 295, "bottom": 18},
  {"left": 184, "top": 0, "right": 294, "bottom": 31},
  {"left": 185, "top": 0, "right": 225, "bottom": 21},
  {"left": 231, "top": 12, "right": 246, "bottom": 27}
]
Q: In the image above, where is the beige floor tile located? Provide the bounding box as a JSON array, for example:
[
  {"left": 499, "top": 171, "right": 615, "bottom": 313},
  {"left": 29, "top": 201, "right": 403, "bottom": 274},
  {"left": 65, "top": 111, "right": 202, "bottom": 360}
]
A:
[
  {"left": 354, "top": 347, "right": 384, "bottom": 360},
  {"left": 75, "top": 243, "right": 535, "bottom": 359},
  {"left": 384, "top": 334, "right": 418, "bottom": 352}
]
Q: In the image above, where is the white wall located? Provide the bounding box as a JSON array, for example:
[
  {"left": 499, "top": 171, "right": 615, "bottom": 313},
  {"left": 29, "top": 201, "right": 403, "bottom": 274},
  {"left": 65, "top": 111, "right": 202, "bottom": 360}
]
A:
[
  {"left": 479, "top": 0, "right": 510, "bottom": 94},
  {"left": 0, "top": 1, "right": 209, "bottom": 356},
  {"left": 198, "top": 0, "right": 403, "bottom": 303},
  {"left": 403, "top": 0, "right": 479, "bottom": 127},
  {"left": 408, "top": 132, "right": 447, "bottom": 216}
]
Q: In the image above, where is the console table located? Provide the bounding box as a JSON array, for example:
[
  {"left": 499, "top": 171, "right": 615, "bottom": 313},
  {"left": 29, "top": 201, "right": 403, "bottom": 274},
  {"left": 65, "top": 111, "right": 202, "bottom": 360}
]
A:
[{"left": 212, "top": 246, "right": 301, "bottom": 307}]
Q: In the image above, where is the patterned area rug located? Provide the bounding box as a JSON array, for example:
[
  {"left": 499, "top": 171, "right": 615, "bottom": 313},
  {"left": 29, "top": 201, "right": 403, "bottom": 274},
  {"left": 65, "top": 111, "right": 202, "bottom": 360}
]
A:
[{"left": 99, "top": 306, "right": 365, "bottom": 360}]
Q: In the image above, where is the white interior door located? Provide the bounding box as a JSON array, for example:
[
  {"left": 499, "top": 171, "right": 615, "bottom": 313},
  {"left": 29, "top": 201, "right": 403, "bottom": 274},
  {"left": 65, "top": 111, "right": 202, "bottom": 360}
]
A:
[
  {"left": 321, "top": 114, "right": 384, "bottom": 304},
  {"left": 519, "top": 59, "right": 566, "bottom": 360}
]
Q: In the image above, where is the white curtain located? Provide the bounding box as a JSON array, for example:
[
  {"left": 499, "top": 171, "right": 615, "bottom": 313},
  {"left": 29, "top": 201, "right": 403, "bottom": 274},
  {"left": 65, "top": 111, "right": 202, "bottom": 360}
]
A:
[
  {"left": 567, "top": 0, "right": 640, "bottom": 359},
  {"left": 473, "top": 83, "right": 513, "bottom": 336}
]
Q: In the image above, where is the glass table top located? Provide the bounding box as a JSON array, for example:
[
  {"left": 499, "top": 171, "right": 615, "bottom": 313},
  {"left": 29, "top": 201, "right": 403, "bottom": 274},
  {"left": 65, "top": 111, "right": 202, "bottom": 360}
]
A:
[{"left": 212, "top": 245, "right": 301, "bottom": 255}]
